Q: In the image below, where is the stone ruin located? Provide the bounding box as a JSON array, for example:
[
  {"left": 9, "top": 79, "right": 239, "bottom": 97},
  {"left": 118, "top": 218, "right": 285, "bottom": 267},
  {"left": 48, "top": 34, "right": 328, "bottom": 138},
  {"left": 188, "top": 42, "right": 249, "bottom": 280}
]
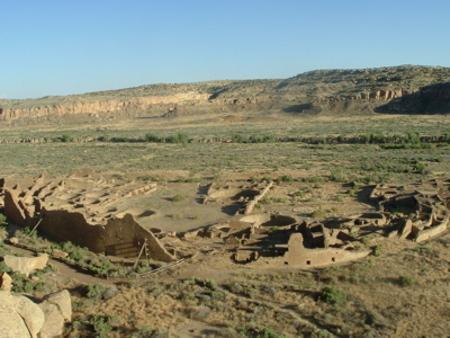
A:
[
  {"left": 0, "top": 175, "right": 175, "bottom": 262},
  {"left": 203, "top": 180, "right": 273, "bottom": 215},
  {"left": 180, "top": 178, "right": 450, "bottom": 268},
  {"left": 368, "top": 179, "right": 449, "bottom": 242},
  {"left": 181, "top": 180, "right": 374, "bottom": 267},
  {"left": 1, "top": 173, "right": 448, "bottom": 270}
]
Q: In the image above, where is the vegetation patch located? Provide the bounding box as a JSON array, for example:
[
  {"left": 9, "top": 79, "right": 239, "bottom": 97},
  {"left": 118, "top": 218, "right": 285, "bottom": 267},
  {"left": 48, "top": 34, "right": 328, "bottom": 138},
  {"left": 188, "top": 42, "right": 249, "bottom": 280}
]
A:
[
  {"left": 318, "top": 286, "right": 347, "bottom": 305},
  {"left": 396, "top": 275, "right": 416, "bottom": 287}
]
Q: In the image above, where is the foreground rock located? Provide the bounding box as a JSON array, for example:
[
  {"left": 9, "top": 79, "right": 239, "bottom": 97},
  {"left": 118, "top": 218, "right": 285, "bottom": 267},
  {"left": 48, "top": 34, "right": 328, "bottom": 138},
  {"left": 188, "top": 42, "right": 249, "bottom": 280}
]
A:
[
  {"left": 4, "top": 254, "right": 49, "bottom": 277},
  {"left": 0, "top": 288, "right": 72, "bottom": 338},
  {"left": 0, "top": 272, "right": 13, "bottom": 291},
  {"left": 39, "top": 290, "right": 72, "bottom": 338},
  {"left": 0, "top": 290, "right": 45, "bottom": 338},
  {"left": 8, "top": 236, "right": 20, "bottom": 245}
]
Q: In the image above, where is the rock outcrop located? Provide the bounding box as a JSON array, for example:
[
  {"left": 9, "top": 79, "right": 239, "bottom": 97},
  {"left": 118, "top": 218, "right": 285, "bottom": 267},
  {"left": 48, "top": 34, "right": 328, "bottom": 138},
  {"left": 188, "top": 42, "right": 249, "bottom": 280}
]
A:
[
  {"left": 0, "top": 272, "right": 13, "bottom": 291},
  {"left": 0, "top": 290, "right": 45, "bottom": 338},
  {"left": 0, "top": 288, "right": 72, "bottom": 338},
  {"left": 38, "top": 290, "right": 72, "bottom": 338},
  {"left": 0, "top": 92, "right": 210, "bottom": 120},
  {"left": 1, "top": 65, "right": 448, "bottom": 121},
  {"left": 4, "top": 254, "right": 49, "bottom": 277}
]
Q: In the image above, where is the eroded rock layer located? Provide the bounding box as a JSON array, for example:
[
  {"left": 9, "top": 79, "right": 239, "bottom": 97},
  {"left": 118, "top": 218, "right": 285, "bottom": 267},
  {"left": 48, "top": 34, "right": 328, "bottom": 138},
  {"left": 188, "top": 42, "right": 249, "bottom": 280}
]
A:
[{"left": 1, "top": 65, "right": 449, "bottom": 121}]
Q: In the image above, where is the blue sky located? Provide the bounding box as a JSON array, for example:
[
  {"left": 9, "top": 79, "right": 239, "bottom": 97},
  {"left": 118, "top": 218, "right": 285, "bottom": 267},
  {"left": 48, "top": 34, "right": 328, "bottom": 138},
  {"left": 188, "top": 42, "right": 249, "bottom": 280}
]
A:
[{"left": 1, "top": 0, "right": 449, "bottom": 98}]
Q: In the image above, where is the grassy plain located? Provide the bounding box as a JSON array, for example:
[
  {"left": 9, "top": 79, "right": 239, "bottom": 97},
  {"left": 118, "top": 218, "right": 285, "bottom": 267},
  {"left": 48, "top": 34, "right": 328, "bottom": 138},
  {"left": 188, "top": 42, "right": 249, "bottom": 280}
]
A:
[{"left": 0, "top": 113, "right": 449, "bottom": 337}]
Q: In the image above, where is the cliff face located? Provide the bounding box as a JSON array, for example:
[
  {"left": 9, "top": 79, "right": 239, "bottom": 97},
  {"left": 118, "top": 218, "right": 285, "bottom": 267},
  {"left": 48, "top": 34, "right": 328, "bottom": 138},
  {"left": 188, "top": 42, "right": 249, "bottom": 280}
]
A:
[
  {"left": 0, "top": 92, "right": 211, "bottom": 120},
  {"left": 375, "top": 82, "right": 450, "bottom": 114},
  {"left": 1, "top": 65, "right": 449, "bottom": 121}
]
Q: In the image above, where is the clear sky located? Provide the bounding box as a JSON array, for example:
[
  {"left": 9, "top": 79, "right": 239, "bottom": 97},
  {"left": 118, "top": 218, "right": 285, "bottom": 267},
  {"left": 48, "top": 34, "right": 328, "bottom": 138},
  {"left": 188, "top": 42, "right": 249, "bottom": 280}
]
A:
[{"left": 1, "top": 0, "right": 449, "bottom": 99}]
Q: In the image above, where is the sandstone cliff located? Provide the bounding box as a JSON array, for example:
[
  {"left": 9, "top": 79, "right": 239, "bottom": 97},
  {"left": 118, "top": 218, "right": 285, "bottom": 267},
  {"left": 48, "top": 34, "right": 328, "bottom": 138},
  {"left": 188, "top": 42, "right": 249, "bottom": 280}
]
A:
[{"left": 1, "top": 65, "right": 449, "bottom": 121}]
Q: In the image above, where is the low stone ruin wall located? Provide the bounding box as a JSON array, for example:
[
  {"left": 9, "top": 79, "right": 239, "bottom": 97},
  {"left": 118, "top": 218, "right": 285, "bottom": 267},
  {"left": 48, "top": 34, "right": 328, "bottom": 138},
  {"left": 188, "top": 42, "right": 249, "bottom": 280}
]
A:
[
  {"left": 180, "top": 179, "right": 450, "bottom": 269},
  {"left": 0, "top": 176, "right": 175, "bottom": 262}
]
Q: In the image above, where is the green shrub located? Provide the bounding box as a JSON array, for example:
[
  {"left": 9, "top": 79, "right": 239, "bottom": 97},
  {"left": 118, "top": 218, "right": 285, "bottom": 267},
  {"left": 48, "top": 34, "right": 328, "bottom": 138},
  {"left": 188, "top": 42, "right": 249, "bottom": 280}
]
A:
[
  {"left": 380, "top": 143, "right": 431, "bottom": 150},
  {"left": 89, "top": 315, "right": 113, "bottom": 338},
  {"left": 96, "top": 135, "right": 109, "bottom": 142},
  {"left": 0, "top": 213, "right": 6, "bottom": 225},
  {"left": 0, "top": 261, "right": 10, "bottom": 273},
  {"left": 412, "top": 162, "right": 427, "bottom": 174},
  {"left": 132, "top": 326, "right": 159, "bottom": 338},
  {"left": 238, "top": 326, "right": 286, "bottom": 338},
  {"left": 55, "top": 134, "right": 74, "bottom": 143},
  {"left": 300, "top": 176, "right": 324, "bottom": 184},
  {"left": 12, "top": 273, "right": 35, "bottom": 293},
  {"left": 278, "top": 175, "right": 294, "bottom": 183},
  {"left": 230, "top": 134, "right": 275, "bottom": 143},
  {"left": 109, "top": 136, "right": 129, "bottom": 143},
  {"left": 248, "top": 134, "right": 275, "bottom": 143},
  {"left": 10, "top": 270, "right": 48, "bottom": 293},
  {"left": 164, "top": 133, "right": 189, "bottom": 144},
  {"left": 85, "top": 283, "right": 109, "bottom": 299},
  {"left": 193, "top": 278, "right": 218, "bottom": 290},
  {"left": 232, "top": 134, "right": 245, "bottom": 143},
  {"left": 54, "top": 241, "right": 125, "bottom": 277},
  {"left": 3, "top": 262, "right": 54, "bottom": 293},
  {"left": 329, "top": 169, "right": 346, "bottom": 182},
  {"left": 168, "top": 194, "right": 184, "bottom": 202},
  {"left": 318, "top": 286, "right": 346, "bottom": 305},
  {"left": 60, "top": 241, "right": 85, "bottom": 262},
  {"left": 144, "top": 133, "right": 162, "bottom": 142},
  {"left": 372, "top": 245, "right": 381, "bottom": 257},
  {"left": 405, "top": 132, "right": 421, "bottom": 144},
  {"left": 22, "top": 226, "right": 40, "bottom": 239},
  {"left": 397, "top": 275, "right": 415, "bottom": 287}
]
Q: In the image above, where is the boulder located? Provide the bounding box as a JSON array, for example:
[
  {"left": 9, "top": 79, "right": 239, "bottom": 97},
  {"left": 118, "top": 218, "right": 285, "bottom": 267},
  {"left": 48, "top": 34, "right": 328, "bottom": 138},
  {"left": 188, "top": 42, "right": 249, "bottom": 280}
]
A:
[
  {"left": 1, "top": 272, "right": 13, "bottom": 291},
  {"left": 43, "top": 290, "right": 72, "bottom": 321},
  {"left": 398, "top": 219, "right": 413, "bottom": 239},
  {"left": 0, "top": 296, "right": 33, "bottom": 337},
  {"left": 0, "top": 290, "right": 45, "bottom": 338},
  {"left": 39, "top": 290, "right": 72, "bottom": 338},
  {"left": 51, "top": 249, "right": 68, "bottom": 259},
  {"left": 39, "top": 302, "right": 65, "bottom": 338},
  {"left": 4, "top": 254, "right": 49, "bottom": 277},
  {"left": 8, "top": 236, "right": 20, "bottom": 245},
  {"left": 14, "top": 295, "right": 46, "bottom": 338}
]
